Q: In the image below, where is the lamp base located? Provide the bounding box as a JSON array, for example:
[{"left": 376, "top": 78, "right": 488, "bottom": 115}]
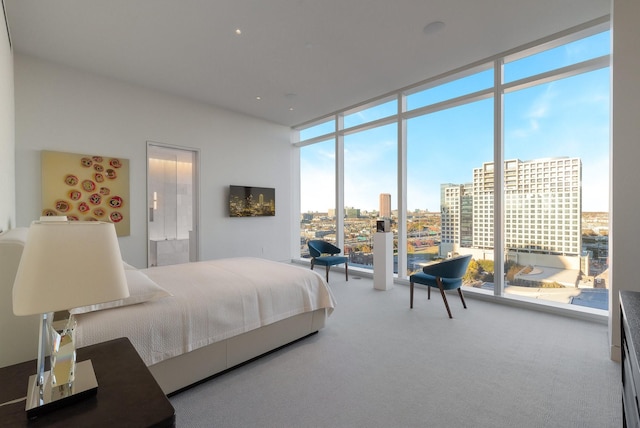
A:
[{"left": 26, "top": 359, "right": 98, "bottom": 419}]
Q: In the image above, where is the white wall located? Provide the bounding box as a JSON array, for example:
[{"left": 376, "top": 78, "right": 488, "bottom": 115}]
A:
[
  {"left": 0, "top": 11, "right": 15, "bottom": 232},
  {"left": 609, "top": 0, "right": 640, "bottom": 360},
  {"left": 14, "top": 54, "right": 293, "bottom": 267}
]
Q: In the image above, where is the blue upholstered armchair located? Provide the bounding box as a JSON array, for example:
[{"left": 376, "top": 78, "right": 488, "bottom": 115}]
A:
[
  {"left": 409, "top": 254, "right": 472, "bottom": 318},
  {"left": 308, "top": 240, "right": 348, "bottom": 283}
]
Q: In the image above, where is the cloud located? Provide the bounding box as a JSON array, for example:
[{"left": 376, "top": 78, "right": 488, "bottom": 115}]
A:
[{"left": 507, "top": 83, "right": 556, "bottom": 140}]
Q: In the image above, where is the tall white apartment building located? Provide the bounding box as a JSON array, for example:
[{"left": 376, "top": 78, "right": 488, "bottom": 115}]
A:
[
  {"left": 473, "top": 157, "right": 582, "bottom": 256},
  {"left": 441, "top": 183, "right": 473, "bottom": 249}
]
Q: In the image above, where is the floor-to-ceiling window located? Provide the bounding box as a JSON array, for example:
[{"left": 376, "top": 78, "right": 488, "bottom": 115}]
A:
[
  {"left": 406, "top": 99, "right": 494, "bottom": 276},
  {"left": 405, "top": 66, "right": 494, "bottom": 280},
  {"left": 299, "top": 117, "right": 337, "bottom": 257},
  {"left": 296, "top": 18, "right": 610, "bottom": 314},
  {"left": 300, "top": 138, "right": 336, "bottom": 257},
  {"left": 344, "top": 121, "right": 397, "bottom": 270},
  {"left": 502, "top": 29, "right": 610, "bottom": 309}
]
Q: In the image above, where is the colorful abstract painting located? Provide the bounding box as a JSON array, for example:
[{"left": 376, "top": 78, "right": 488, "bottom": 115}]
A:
[{"left": 41, "top": 150, "right": 130, "bottom": 236}]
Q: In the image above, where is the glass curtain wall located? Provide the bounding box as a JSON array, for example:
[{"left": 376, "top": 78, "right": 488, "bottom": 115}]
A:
[
  {"left": 406, "top": 98, "right": 494, "bottom": 281},
  {"left": 296, "top": 20, "right": 610, "bottom": 313},
  {"left": 300, "top": 139, "right": 336, "bottom": 256},
  {"left": 344, "top": 123, "right": 397, "bottom": 271},
  {"left": 502, "top": 45, "right": 610, "bottom": 308}
]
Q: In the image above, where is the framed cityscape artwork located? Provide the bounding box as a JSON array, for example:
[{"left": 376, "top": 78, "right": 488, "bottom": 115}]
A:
[
  {"left": 229, "top": 185, "right": 275, "bottom": 217},
  {"left": 41, "top": 150, "right": 130, "bottom": 236}
]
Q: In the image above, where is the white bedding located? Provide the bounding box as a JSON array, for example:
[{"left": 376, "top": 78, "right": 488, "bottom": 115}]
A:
[{"left": 74, "top": 257, "right": 335, "bottom": 366}]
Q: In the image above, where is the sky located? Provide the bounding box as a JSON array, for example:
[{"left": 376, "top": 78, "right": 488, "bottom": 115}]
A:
[{"left": 300, "top": 31, "right": 610, "bottom": 214}]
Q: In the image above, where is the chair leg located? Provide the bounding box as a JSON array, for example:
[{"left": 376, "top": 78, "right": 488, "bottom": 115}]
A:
[
  {"left": 310, "top": 259, "right": 315, "bottom": 271},
  {"left": 345, "top": 262, "right": 348, "bottom": 281},
  {"left": 458, "top": 288, "right": 467, "bottom": 309},
  {"left": 436, "top": 277, "right": 453, "bottom": 319},
  {"left": 325, "top": 266, "right": 330, "bottom": 282},
  {"left": 410, "top": 281, "right": 414, "bottom": 308},
  {"left": 427, "top": 285, "right": 431, "bottom": 300}
]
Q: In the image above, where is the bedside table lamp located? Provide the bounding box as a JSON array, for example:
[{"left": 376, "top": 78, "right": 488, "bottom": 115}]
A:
[{"left": 12, "top": 221, "right": 129, "bottom": 418}]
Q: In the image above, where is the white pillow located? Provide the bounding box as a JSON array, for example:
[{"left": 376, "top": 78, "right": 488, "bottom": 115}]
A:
[{"left": 70, "top": 269, "right": 171, "bottom": 314}]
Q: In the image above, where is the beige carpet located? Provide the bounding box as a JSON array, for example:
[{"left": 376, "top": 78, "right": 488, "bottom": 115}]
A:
[{"left": 170, "top": 272, "right": 621, "bottom": 427}]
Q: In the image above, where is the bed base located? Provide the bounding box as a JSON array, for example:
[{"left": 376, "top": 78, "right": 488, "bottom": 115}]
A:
[
  {"left": 166, "top": 331, "right": 319, "bottom": 396},
  {"left": 150, "top": 308, "right": 326, "bottom": 394}
]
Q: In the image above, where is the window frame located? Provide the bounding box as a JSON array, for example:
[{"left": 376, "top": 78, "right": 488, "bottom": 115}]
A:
[{"left": 294, "top": 16, "right": 610, "bottom": 321}]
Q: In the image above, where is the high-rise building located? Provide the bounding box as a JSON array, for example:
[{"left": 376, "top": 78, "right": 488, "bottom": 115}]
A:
[
  {"left": 441, "top": 184, "right": 462, "bottom": 246},
  {"left": 441, "top": 157, "right": 582, "bottom": 256},
  {"left": 440, "top": 183, "right": 473, "bottom": 255},
  {"left": 345, "top": 207, "right": 361, "bottom": 218},
  {"left": 500, "top": 157, "right": 582, "bottom": 256},
  {"left": 379, "top": 193, "right": 391, "bottom": 218}
]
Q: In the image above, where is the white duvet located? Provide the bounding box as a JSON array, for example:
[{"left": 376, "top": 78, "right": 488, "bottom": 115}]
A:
[{"left": 74, "top": 258, "right": 335, "bottom": 365}]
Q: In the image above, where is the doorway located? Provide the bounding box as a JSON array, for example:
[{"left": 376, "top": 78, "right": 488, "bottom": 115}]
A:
[{"left": 147, "top": 142, "right": 199, "bottom": 267}]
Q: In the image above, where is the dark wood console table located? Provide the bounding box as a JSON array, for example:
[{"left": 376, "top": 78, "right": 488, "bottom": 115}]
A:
[{"left": 0, "top": 337, "right": 175, "bottom": 427}]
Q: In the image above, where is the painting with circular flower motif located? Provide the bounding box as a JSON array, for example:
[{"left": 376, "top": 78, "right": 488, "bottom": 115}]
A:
[{"left": 41, "top": 150, "right": 130, "bottom": 236}]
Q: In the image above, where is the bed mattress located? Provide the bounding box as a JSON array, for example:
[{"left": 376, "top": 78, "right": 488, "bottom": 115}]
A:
[{"left": 74, "top": 257, "right": 335, "bottom": 365}]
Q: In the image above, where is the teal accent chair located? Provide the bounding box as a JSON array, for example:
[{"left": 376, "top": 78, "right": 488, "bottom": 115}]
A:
[
  {"left": 308, "top": 240, "right": 348, "bottom": 282},
  {"left": 409, "top": 254, "right": 472, "bottom": 318}
]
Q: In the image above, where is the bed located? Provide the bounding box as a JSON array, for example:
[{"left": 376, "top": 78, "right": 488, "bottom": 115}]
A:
[{"left": 0, "top": 227, "right": 335, "bottom": 394}]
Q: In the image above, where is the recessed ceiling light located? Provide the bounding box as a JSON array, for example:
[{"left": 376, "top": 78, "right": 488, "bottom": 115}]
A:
[
  {"left": 235, "top": 28, "right": 242, "bottom": 35},
  {"left": 289, "top": 107, "right": 294, "bottom": 111},
  {"left": 423, "top": 21, "right": 445, "bottom": 35},
  {"left": 256, "top": 96, "right": 262, "bottom": 100}
]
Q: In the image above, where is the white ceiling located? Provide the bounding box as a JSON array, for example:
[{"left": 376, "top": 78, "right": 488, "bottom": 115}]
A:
[{"left": 5, "top": 0, "right": 610, "bottom": 127}]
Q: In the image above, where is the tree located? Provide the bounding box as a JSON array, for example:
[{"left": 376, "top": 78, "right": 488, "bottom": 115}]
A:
[
  {"left": 541, "top": 281, "right": 565, "bottom": 288},
  {"left": 506, "top": 264, "right": 524, "bottom": 282},
  {"left": 477, "top": 259, "right": 494, "bottom": 273},
  {"left": 464, "top": 259, "right": 481, "bottom": 283}
]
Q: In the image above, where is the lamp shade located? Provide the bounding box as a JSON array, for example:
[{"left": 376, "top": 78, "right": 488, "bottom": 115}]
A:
[{"left": 13, "top": 221, "right": 129, "bottom": 316}]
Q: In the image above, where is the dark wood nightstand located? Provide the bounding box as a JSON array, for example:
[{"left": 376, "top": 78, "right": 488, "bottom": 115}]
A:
[
  {"left": 0, "top": 337, "right": 175, "bottom": 427},
  {"left": 622, "top": 291, "right": 640, "bottom": 428}
]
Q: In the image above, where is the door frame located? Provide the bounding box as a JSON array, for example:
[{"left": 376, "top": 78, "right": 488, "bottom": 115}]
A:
[{"left": 146, "top": 141, "right": 200, "bottom": 267}]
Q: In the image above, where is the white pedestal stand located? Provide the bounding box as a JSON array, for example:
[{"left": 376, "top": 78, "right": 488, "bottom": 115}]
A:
[{"left": 373, "top": 232, "right": 394, "bottom": 290}]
